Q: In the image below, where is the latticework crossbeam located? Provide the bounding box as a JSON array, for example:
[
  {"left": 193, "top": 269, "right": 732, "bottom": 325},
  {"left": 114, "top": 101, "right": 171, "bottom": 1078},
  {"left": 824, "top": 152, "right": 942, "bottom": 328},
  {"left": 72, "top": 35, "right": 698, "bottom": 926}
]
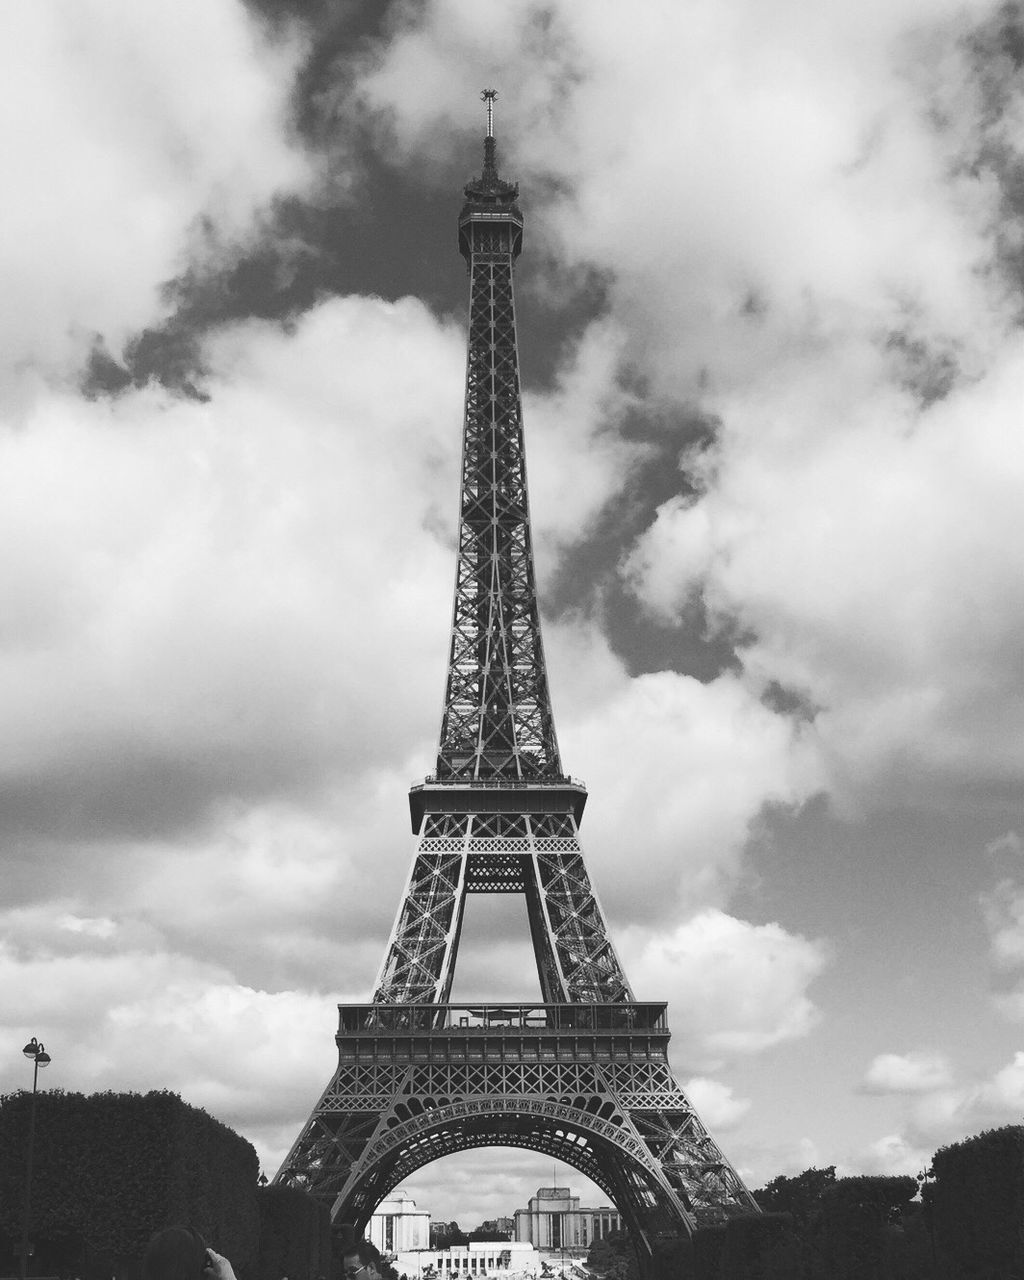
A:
[
  {"left": 274, "top": 1004, "right": 757, "bottom": 1249},
  {"left": 372, "top": 810, "right": 632, "bottom": 1006},
  {"left": 274, "top": 119, "right": 759, "bottom": 1275},
  {"left": 435, "top": 181, "right": 559, "bottom": 782}
]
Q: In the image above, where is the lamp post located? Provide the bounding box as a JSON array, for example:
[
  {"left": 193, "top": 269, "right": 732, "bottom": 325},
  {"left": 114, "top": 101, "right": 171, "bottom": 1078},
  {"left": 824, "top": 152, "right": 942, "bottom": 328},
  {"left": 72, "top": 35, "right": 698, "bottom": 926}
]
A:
[{"left": 19, "top": 1037, "right": 51, "bottom": 1280}]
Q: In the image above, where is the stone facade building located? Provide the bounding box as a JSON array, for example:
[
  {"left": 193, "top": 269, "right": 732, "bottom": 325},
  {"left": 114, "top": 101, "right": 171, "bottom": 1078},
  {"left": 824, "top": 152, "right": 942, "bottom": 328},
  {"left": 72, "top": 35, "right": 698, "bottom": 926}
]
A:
[
  {"left": 513, "top": 1187, "right": 622, "bottom": 1250},
  {"left": 370, "top": 1189, "right": 431, "bottom": 1254}
]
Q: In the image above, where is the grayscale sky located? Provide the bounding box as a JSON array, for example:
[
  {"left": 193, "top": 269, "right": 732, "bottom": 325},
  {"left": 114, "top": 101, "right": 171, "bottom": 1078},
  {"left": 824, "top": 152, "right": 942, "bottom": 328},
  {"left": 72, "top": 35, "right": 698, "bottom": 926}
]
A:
[{"left": 3, "top": 0, "right": 1024, "bottom": 1231}]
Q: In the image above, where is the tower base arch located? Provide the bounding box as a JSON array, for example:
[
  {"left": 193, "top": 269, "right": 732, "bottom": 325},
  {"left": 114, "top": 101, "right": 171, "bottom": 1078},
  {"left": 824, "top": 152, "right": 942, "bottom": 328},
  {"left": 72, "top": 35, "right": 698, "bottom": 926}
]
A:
[{"left": 275, "top": 1003, "right": 758, "bottom": 1272}]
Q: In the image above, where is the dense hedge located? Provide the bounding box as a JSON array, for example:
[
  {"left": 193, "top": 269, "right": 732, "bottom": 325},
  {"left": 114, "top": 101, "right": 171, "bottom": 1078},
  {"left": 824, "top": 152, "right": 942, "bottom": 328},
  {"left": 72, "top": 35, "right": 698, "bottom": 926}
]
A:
[
  {"left": 650, "top": 1234, "right": 694, "bottom": 1280},
  {"left": 0, "top": 1090, "right": 261, "bottom": 1278},
  {"left": 682, "top": 1175, "right": 925, "bottom": 1279},
  {"left": 719, "top": 1212, "right": 799, "bottom": 1278},
  {"left": 690, "top": 1224, "right": 725, "bottom": 1278},
  {"left": 752, "top": 1166, "right": 835, "bottom": 1226},
  {"left": 819, "top": 1175, "right": 917, "bottom": 1280},
  {"left": 255, "top": 1185, "right": 333, "bottom": 1280},
  {"left": 674, "top": 1132, "right": 1024, "bottom": 1278},
  {"left": 930, "top": 1125, "right": 1024, "bottom": 1278}
]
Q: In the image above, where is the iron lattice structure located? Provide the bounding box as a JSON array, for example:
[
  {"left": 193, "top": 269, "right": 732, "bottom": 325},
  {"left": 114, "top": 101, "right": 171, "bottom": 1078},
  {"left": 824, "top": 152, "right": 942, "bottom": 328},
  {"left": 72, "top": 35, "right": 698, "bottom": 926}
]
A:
[{"left": 275, "top": 99, "right": 758, "bottom": 1268}]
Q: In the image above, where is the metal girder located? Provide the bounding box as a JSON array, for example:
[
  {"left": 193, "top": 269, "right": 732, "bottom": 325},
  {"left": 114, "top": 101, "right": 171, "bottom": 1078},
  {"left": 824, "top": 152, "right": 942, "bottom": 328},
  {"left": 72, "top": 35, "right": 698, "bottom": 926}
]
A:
[
  {"left": 436, "top": 207, "right": 560, "bottom": 782},
  {"left": 273, "top": 1004, "right": 759, "bottom": 1251},
  {"left": 274, "top": 122, "right": 758, "bottom": 1275},
  {"left": 371, "top": 810, "right": 632, "bottom": 1006}
]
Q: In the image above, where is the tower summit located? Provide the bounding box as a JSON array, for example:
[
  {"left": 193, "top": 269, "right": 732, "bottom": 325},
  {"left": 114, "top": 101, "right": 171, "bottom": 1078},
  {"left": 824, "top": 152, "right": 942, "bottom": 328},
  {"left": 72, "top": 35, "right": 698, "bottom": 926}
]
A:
[
  {"left": 275, "top": 96, "right": 758, "bottom": 1270},
  {"left": 438, "top": 85, "right": 553, "bottom": 784}
]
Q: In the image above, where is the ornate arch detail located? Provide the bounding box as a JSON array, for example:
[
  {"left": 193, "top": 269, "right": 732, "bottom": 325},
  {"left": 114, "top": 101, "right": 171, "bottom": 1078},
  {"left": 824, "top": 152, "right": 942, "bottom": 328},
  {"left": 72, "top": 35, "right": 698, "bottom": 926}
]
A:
[{"left": 336, "top": 1099, "right": 689, "bottom": 1240}]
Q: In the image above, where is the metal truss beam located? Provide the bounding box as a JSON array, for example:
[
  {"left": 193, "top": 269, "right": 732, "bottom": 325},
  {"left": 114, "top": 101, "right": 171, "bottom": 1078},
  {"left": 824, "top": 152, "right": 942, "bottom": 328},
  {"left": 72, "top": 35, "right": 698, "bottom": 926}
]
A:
[
  {"left": 275, "top": 118, "right": 758, "bottom": 1276},
  {"left": 435, "top": 159, "right": 560, "bottom": 783},
  {"left": 372, "top": 810, "right": 632, "bottom": 1006},
  {"left": 274, "top": 1003, "right": 758, "bottom": 1251}
]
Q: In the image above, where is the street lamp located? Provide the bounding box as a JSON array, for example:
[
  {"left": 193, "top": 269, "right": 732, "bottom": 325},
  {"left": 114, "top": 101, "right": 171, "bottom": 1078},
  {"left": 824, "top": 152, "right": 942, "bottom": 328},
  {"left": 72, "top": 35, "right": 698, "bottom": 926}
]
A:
[{"left": 19, "top": 1038, "right": 51, "bottom": 1280}]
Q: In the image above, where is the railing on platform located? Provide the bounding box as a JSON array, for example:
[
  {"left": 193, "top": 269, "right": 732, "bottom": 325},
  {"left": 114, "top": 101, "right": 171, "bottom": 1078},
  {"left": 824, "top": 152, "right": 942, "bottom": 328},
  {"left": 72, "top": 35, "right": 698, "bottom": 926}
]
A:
[
  {"left": 411, "top": 776, "right": 587, "bottom": 791},
  {"left": 336, "top": 1002, "right": 668, "bottom": 1034}
]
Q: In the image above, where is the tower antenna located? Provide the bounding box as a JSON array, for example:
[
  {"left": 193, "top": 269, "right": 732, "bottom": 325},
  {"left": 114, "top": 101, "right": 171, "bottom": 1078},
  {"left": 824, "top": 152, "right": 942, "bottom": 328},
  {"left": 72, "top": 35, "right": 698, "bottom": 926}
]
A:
[{"left": 481, "top": 87, "right": 497, "bottom": 137}]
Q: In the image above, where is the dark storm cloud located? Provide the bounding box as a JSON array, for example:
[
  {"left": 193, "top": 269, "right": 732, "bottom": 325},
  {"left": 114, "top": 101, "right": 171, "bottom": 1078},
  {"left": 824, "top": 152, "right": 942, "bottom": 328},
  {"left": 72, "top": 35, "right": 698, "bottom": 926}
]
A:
[
  {"left": 545, "top": 404, "right": 742, "bottom": 681},
  {"left": 72, "top": 0, "right": 621, "bottom": 416},
  {"left": 0, "top": 738, "right": 343, "bottom": 844}
]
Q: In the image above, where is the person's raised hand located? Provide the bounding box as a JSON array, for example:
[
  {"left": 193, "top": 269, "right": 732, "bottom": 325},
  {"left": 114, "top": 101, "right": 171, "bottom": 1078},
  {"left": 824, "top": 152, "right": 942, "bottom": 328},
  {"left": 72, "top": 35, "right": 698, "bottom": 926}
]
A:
[{"left": 204, "top": 1248, "right": 238, "bottom": 1280}]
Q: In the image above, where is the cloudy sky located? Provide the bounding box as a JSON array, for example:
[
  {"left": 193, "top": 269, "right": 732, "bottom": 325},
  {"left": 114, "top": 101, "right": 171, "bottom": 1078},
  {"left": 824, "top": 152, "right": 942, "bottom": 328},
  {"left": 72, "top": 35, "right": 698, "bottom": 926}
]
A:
[{"left": 4, "top": 0, "right": 1024, "bottom": 1233}]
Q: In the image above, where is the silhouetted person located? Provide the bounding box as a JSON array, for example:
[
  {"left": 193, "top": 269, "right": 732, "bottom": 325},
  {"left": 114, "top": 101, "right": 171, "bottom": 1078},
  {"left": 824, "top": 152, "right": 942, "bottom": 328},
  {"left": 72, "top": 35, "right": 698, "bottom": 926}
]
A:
[
  {"left": 341, "top": 1240, "right": 385, "bottom": 1280},
  {"left": 143, "top": 1227, "right": 238, "bottom": 1280}
]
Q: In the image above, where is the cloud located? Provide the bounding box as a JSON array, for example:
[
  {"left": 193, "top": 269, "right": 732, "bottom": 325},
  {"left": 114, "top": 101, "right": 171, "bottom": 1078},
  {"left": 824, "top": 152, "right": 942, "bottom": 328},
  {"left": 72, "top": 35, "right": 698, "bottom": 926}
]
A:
[
  {"left": 621, "top": 909, "right": 829, "bottom": 1063},
  {"left": 0, "top": 0, "right": 312, "bottom": 404},
  {"left": 862, "top": 1051, "right": 954, "bottom": 1094},
  {"left": 348, "top": 0, "right": 1024, "bottom": 824},
  {"left": 0, "top": 297, "right": 466, "bottom": 850},
  {"left": 551, "top": 645, "right": 824, "bottom": 922},
  {"left": 981, "top": 877, "right": 1024, "bottom": 976},
  {"left": 979, "top": 845, "right": 1024, "bottom": 1016},
  {"left": 682, "top": 1077, "right": 752, "bottom": 1132},
  {"left": 856, "top": 1051, "right": 1024, "bottom": 1175},
  {"left": 625, "top": 341, "right": 1024, "bottom": 813},
  {"left": 986, "top": 831, "right": 1024, "bottom": 861},
  {"left": 861, "top": 1132, "right": 931, "bottom": 1178},
  {"left": 352, "top": 0, "right": 1006, "bottom": 386},
  {"left": 525, "top": 319, "right": 649, "bottom": 567},
  {"left": 0, "top": 929, "right": 341, "bottom": 1174}
]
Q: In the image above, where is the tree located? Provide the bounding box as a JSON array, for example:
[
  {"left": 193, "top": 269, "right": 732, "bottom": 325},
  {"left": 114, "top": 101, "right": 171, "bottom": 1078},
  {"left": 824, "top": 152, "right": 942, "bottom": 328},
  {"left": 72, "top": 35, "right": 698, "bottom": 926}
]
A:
[
  {"left": 720, "top": 1213, "right": 800, "bottom": 1279},
  {"left": 0, "top": 1089, "right": 261, "bottom": 1279},
  {"left": 431, "top": 1223, "right": 468, "bottom": 1249},
  {"left": 819, "top": 1176, "right": 917, "bottom": 1280},
  {"left": 255, "top": 1185, "right": 333, "bottom": 1280},
  {"left": 931, "top": 1125, "right": 1024, "bottom": 1278},
  {"left": 753, "top": 1167, "right": 836, "bottom": 1229},
  {"left": 586, "top": 1232, "right": 637, "bottom": 1280}
]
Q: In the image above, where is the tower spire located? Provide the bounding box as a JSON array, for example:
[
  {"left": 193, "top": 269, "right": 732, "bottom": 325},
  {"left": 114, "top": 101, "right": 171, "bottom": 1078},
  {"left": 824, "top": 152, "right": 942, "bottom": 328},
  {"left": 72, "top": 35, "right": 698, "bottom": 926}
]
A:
[
  {"left": 440, "top": 87, "right": 552, "bottom": 782},
  {"left": 482, "top": 86, "right": 496, "bottom": 137},
  {"left": 481, "top": 87, "right": 499, "bottom": 184}
]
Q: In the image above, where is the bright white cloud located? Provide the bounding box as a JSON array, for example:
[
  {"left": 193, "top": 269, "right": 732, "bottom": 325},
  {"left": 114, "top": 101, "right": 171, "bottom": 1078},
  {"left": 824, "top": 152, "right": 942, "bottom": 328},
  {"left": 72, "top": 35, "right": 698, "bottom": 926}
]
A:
[
  {"left": 0, "top": 0, "right": 312, "bottom": 402},
  {"left": 861, "top": 1132, "right": 930, "bottom": 1178},
  {"left": 552, "top": 650, "right": 824, "bottom": 921},
  {"left": 57, "top": 914, "right": 117, "bottom": 939},
  {"left": 626, "top": 342, "right": 1024, "bottom": 812},
  {"left": 354, "top": 0, "right": 1006, "bottom": 388},
  {"left": 0, "top": 931, "right": 341, "bottom": 1174},
  {"left": 981, "top": 878, "right": 1024, "bottom": 975},
  {"left": 862, "top": 1051, "right": 954, "bottom": 1094},
  {"left": 682, "top": 1077, "right": 752, "bottom": 1132},
  {"left": 525, "top": 319, "right": 648, "bottom": 568},
  {"left": 0, "top": 297, "right": 463, "bottom": 837},
  {"left": 354, "top": 0, "right": 1024, "bottom": 822},
  {"left": 857, "top": 1051, "right": 1024, "bottom": 1175},
  {"left": 980, "top": 850, "right": 1024, "bottom": 1019},
  {"left": 622, "top": 909, "right": 829, "bottom": 1061}
]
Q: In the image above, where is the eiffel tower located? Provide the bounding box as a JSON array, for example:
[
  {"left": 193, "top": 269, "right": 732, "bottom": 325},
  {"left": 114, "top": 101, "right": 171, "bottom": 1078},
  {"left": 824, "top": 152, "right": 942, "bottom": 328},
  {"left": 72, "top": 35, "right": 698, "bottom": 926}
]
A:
[{"left": 274, "top": 91, "right": 758, "bottom": 1266}]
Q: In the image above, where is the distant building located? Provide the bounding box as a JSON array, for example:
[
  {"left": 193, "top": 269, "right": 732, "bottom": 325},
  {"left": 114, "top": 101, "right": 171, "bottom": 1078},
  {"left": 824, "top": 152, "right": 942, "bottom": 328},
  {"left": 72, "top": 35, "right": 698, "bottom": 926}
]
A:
[
  {"left": 473, "top": 1219, "right": 515, "bottom": 1240},
  {"left": 513, "top": 1187, "right": 621, "bottom": 1250},
  {"left": 391, "top": 1241, "right": 539, "bottom": 1278},
  {"left": 370, "top": 1189, "right": 431, "bottom": 1254}
]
